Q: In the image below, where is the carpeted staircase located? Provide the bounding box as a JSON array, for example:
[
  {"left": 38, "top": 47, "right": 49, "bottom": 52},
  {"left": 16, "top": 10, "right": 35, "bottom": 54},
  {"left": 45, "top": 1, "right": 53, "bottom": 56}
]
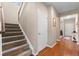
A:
[{"left": 2, "top": 23, "right": 33, "bottom": 56}]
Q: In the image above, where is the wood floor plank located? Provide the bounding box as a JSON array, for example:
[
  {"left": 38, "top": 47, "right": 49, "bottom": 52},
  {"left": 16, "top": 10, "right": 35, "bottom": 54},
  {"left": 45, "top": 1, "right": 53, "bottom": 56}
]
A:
[{"left": 37, "top": 38, "right": 79, "bottom": 56}]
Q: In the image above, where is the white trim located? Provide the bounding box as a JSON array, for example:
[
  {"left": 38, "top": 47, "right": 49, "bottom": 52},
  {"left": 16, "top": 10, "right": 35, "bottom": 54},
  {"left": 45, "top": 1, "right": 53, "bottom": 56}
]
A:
[
  {"left": 18, "top": 23, "right": 35, "bottom": 56},
  {"left": 46, "top": 45, "right": 52, "bottom": 48},
  {"left": 33, "top": 42, "right": 57, "bottom": 56},
  {"left": 18, "top": 2, "right": 25, "bottom": 18},
  {"left": 47, "top": 42, "right": 57, "bottom": 48}
]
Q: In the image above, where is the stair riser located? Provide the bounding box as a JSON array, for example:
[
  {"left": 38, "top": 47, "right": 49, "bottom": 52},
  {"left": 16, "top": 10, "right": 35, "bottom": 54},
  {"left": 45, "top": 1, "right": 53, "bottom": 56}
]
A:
[
  {"left": 5, "top": 26, "right": 20, "bottom": 29},
  {"left": 2, "top": 32, "right": 23, "bottom": 37},
  {"left": 5, "top": 29, "right": 21, "bottom": 32},
  {"left": 2, "top": 40, "right": 27, "bottom": 51},
  {"left": 2, "top": 36, "right": 25, "bottom": 43},
  {"left": 5, "top": 27, "right": 21, "bottom": 29},
  {"left": 5, "top": 23, "right": 19, "bottom": 27},
  {"left": 2, "top": 45, "right": 30, "bottom": 56},
  {"left": 5, "top": 24, "right": 20, "bottom": 28}
]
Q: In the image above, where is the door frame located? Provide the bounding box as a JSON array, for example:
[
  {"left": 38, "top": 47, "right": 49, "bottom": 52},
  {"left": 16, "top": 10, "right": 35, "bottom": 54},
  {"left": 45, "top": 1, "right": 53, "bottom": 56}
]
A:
[
  {"left": 60, "top": 14, "right": 78, "bottom": 38},
  {"left": 64, "top": 18, "right": 75, "bottom": 37}
]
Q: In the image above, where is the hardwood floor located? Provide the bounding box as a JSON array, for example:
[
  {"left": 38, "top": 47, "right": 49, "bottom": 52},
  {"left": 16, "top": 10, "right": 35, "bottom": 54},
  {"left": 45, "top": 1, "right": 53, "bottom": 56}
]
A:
[{"left": 37, "top": 38, "right": 79, "bottom": 56}]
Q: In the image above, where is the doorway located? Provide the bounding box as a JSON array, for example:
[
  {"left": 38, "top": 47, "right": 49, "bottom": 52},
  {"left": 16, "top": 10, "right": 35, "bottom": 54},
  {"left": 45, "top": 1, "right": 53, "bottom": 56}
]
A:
[
  {"left": 60, "top": 14, "right": 78, "bottom": 40},
  {"left": 64, "top": 18, "right": 75, "bottom": 37}
]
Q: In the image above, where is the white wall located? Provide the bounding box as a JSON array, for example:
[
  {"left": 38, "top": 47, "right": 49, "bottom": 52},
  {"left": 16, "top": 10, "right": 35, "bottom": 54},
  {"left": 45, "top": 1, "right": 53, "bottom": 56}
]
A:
[
  {"left": 19, "top": 2, "right": 48, "bottom": 54},
  {"left": 19, "top": 2, "right": 38, "bottom": 54},
  {"left": 47, "top": 6, "right": 60, "bottom": 47},
  {"left": 2, "top": 2, "right": 18, "bottom": 24},
  {"left": 19, "top": 2, "right": 60, "bottom": 54}
]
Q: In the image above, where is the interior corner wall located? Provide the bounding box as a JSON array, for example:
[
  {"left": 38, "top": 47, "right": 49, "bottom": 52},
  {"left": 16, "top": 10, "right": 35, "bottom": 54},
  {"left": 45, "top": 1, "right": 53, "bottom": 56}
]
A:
[
  {"left": 47, "top": 6, "right": 60, "bottom": 47},
  {"left": 2, "top": 2, "right": 18, "bottom": 24},
  {"left": 19, "top": 2, "right": 38, "bottom": 54}
]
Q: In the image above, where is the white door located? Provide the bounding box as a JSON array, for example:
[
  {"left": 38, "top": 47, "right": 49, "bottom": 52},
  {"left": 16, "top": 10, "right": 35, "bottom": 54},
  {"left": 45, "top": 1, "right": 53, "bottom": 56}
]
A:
[
  {"left": 64, "top": 19, "right": 75, "bottom": 37},
  {"left": 37, "top": 9, "right": 48, "bottom": 52}
]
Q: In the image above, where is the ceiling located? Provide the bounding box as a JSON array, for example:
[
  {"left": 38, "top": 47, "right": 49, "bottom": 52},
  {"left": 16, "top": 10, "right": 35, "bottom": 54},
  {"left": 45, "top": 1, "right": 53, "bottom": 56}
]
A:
[{"left": 44, "top": 2, "right": 79, "bottom": 14}]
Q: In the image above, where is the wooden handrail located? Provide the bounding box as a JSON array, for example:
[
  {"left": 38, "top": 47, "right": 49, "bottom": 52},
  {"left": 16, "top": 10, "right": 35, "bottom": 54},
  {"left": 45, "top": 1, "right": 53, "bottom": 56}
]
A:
[{"left": 18, "top": 2, "right": 23, "bottom": 16}]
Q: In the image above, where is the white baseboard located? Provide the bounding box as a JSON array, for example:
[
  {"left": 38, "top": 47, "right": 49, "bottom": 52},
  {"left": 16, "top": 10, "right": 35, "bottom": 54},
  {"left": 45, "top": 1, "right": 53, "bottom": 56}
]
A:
[
  {"left": 47, "top": 42, "right": 57, "bottom": 48},
  {"left": 47, "top": 45, "right": 52, "bottom": 48},
  {"left": 32, "top": 43, "right": 57, "bottom": 56}
]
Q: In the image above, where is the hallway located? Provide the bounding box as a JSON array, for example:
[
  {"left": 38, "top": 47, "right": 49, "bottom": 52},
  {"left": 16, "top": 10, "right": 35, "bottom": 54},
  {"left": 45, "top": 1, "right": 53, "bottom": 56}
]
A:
[
  {"left": 37, "top": 38, "right": 79, "bottom": 56},
  {"left": 0, "top": 2, "right": 79, "bottom": 56}
]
